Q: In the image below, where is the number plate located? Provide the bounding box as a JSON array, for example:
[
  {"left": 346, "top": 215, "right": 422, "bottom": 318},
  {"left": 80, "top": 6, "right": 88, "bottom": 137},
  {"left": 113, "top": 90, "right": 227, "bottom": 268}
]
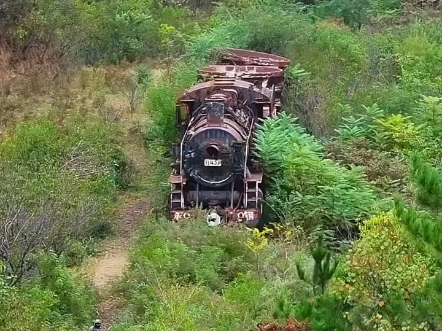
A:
[{"left": 204, "top": 159, "right": 222, "bottom": 167}]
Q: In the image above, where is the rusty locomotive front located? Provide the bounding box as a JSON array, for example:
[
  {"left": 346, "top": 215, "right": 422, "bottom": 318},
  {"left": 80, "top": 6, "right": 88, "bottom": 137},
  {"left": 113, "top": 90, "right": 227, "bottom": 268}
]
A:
[{"left": 168, "top": 48, "right": 290, "bottom": 227}]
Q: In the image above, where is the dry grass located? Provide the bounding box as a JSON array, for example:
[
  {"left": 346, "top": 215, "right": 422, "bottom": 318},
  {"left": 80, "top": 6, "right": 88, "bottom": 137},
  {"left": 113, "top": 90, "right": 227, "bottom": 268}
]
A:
[
  {"left": 0, "top": 48, "right": 160, "bottom": 138},
  {"left": 0, "top": 47, "right": 165, "bottom": 206}
]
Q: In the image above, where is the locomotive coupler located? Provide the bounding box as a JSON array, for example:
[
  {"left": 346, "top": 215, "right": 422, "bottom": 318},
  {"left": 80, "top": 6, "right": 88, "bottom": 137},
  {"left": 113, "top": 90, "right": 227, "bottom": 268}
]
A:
[{"left": 206, "top": 209, "right": 221, "bottom": 227}]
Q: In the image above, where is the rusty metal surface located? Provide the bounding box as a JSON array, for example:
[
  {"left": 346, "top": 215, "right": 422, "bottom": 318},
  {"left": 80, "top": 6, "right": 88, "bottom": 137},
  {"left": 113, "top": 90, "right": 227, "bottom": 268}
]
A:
[
  {"left": 168, "top": 48, "right": 291, "bottom": 226},
  {"left": 245, "top": 173, "right": 263, "bottom": 182},
  {"left": 178, "top": 79, "right": 272, "bottom": 103},
  {"left": 168, "top": 174, "right": 187, "bottom": 184},
  {"left": 216, "top": 48, "right": 291, "bottom": 69},
  {"left": 170, "top": 207, "right": 261, "bottom": 224},
  {"left": 198, "top": 65, "right": 283, "bottom": 80}
]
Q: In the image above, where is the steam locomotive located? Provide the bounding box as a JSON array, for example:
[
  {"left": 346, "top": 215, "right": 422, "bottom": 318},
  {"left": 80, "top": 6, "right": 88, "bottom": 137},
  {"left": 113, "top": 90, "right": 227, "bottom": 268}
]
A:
[{"left": 168, "top": 48, "right": 291, "bottom": 227}]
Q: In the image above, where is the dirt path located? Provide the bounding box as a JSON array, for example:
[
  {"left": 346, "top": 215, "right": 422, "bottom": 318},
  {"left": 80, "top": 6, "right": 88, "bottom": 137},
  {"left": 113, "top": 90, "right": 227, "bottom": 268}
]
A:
[
  {"left": 92, "top": 197, "right": 149, "bottom": 289},
  {"left": 90, "top": 196, "right": 150, "bottom": 330},
  {"left": 87, "top": 66, "right": 165, "bottom": 330}
]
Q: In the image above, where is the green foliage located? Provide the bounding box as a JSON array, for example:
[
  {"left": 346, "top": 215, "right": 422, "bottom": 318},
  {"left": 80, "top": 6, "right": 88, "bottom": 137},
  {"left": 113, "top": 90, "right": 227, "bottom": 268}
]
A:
[
  {"left": 412, "top": 95, "right": 442, "bottom": 160},
  {"left": 410, "top": 154, "right": 442, "bottom": 210},
  {"left": 254, "top": 112, "right": 380, "bottom": 232},
  {"left": 394, "top": 199, "right": 442, "bottom": 253},
  {"left": 335, "top": 102, "right": 438, "bottom": 155},
  {"left": 145, "top": 83, "right": 180, "bottom": 144},
  {"left": 334, "top": 211, "right": 436, "bottom": 329},
  {"left": 273, "top": 277, "right": 350, "bottom": 330},
  {"left": 6, "top": 1, "right": 442, "bottom": 330},
  {"left": 32, "top": 252, "right": 97, "bottom": 325},
  {"left": 254, "top": 112, "right": 323, "bottom": 178},
  {"left": 114, "top": 218, "right": 279, "bottom": 331},
  {"left": 3, "top": 0, "right": 206, "bottom": 65},
  {"left": 314, "top": 0, "right": 403, "bottom": 30},
  {"left": 144, "top": 60, "right": 202, "bottom": 145},
  {"left": 0, "top": 114, "right": 130, "bottom": 190},
  {"left": 374, "top": 113, "right": 421, "bottom": 151},
  {"left": 408, "top": 271, "right": 442, "bottom": 329},
  {"left": 187, "top": 1, "right": 313, "bottom": 61},
  {"left": 325, "top": 138, "right": 410, "bottom": 200},
  {"left": 0, "top": 114, "right": 132, "bottom": 283},
  {"left": 78, "top": 1, "right": 158, "bottom": 64},
  {"left": 0, "top": 254, "right": 96, "bottom": 331},
  {"left": 129, "top": 219, "right": 256, "bottom": 292},
  {"left": 295, "top": 232, "right": 339, "bottom": 296}
]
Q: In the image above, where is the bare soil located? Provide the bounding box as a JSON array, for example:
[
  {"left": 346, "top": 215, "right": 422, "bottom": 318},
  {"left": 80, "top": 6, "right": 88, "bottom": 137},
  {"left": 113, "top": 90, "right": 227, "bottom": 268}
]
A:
[
  {"left": 91, "top": 196, "right": 150, "bottom": 330},
  {"left": 92, "top": 198, "right": 149, "bottom": 289}
]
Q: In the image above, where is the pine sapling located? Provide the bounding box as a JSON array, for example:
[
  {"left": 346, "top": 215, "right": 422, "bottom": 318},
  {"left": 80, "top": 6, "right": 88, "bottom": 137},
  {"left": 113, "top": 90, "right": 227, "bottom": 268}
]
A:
[{"left": 295, "top": 232, "right": 339, "bottom": 295}]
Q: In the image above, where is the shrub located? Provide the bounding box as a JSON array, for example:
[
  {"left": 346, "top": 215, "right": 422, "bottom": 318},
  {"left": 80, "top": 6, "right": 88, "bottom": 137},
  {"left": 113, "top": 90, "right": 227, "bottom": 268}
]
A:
[
  {"left": 145, "top": 83, "right": 179, "bottom": 144},
  {"left": 411, "top": 95, "right": 442, "bottom": 161},
  {"left": 186, "top": 1, "right": 313, "bottom": 60},
  {"left": 334, "top": 211, "right": 436, "bottom": 329},
  {"left": 409, "top": 154, "right": 442, "bottom": 210},
  {"left": 0, "top": 254, "right": 96, "bottom": 331},
  {"left": 293, "top": 294, "right": 351, "bottom": 331},
  {"left": 129, "top": 219, "right": 256, "bottom": 292},
  {"left": 115, "top": 217, "right": 292, "bottom": 331},
  {"left": 254, "top": 113, "right": 381, "bottom": 235},
  {"left": 324, "top": 138, "right": 409, "bottom": 197},
  {"left": 0, "top": 114, "right": 131, "bottom": 283},
  {"left": 295, "top": 232, "right": 339, "bottom": 296}
]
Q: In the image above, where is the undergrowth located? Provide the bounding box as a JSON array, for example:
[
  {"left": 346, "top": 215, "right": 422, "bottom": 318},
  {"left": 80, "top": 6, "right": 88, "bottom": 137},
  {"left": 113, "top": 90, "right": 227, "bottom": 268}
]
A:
[{"left": 3, "top": 0, "right": 442, "bottom": 330}]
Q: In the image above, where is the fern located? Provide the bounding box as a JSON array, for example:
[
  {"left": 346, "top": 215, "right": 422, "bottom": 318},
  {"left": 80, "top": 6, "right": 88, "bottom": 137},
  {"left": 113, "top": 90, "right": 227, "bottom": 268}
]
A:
[{"left": 253, "top": 112, "right": 323, "bottom": 179}]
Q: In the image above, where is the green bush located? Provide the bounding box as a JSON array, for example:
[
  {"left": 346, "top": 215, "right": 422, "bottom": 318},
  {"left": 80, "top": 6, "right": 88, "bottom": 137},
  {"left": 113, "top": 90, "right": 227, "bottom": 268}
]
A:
[
  {"left": 129, "top": 219, "right": 256, "bottom": 292},
  {"left": 144, "top": 60, "right": 202, "bottom": 145},
  {"left": 333, "top": 211, "right": 436, "bottom": 330},
  {"left": 254, "top": 113, "right": 381, "bottom": 234},
  {"left": 0, "top": 254, "right": 96, "bottom": 331},
  {"left": 145, "top": 83, "right": 180, "bottom": 144},
  {"left": 187, "top": 1, "right": 313, "bottom": 60},
  {"left": 0, "top": 114, "right": 132, "bottom": 283},
  {"left": 113, "top": 214, "right": 321, "bottom": 331}
]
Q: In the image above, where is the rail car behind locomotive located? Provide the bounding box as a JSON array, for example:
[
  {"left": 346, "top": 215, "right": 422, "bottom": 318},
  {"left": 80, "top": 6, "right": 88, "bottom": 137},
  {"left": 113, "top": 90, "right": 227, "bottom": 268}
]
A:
[{"left": 168, "top": 48, "right": 291, "bottom": 227}]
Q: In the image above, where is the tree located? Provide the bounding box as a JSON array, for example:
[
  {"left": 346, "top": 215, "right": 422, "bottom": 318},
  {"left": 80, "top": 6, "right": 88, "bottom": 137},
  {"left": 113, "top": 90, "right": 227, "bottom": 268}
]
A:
[{"left": 295, "top": 232, "right": 339, "bottom": 296}]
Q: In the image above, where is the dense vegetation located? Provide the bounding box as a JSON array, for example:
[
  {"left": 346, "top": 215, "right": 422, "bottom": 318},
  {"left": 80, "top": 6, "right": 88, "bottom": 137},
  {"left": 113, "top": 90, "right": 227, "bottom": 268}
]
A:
[{"left": 2, "top": 0, "right": 442, "bottom": 330}]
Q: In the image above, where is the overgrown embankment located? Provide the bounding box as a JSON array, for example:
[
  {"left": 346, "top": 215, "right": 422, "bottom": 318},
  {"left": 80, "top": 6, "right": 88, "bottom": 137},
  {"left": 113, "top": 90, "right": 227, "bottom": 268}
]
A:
[
  {"left": 0, "top": 63, "right": 153, "bottom": 330},
  {"left": 107, "top": 1, "right": 442, "bottom": 330},
  {"left": 2, "top": 0, "right": 442, "bottom": 330}
]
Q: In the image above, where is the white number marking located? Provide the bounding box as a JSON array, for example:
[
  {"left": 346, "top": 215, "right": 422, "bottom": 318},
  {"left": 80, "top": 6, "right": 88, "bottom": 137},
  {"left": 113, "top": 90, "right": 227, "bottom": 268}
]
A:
[
  {"left": 204, "top": 159, "right": 222, "bottom": 167},
  {"left": 236, "top": 211, "right": 254, "bottom": 221}
]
